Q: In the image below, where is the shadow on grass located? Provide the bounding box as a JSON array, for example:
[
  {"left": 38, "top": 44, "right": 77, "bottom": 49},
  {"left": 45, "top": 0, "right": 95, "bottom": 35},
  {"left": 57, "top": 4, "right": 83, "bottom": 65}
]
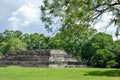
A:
[{"left": 85, "top": 69, "right": 120, "bottom": 77}]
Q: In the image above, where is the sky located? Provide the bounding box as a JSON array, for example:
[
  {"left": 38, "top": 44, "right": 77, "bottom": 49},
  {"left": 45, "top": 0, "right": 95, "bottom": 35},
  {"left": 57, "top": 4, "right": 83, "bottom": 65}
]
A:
[
  {"left": 93, "top": 12, "right": 118, "bottom": 40},
  {"left": 0, "top": 0, "right": 117, "bottom": 39},
  {"left": 0, "top": 0, "right": 52, "bottom": 36}
]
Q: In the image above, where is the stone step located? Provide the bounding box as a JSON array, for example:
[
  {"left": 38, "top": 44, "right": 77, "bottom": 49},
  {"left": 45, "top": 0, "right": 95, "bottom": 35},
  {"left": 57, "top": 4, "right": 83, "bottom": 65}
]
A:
[
  {"left": 0, "top": 61, "right": 49, "bottom": 67},
  {"left": 7, "top": 50, "right": 50, "bottom": 56},
  {"left": 1, "top": 58, "right": 49, "bottom": 61},
  {"left": 7, "top": 53, "right": 50, "bottom": 56},
  {"left": 1, "top": 56, "right": 49, "bottom": 61}
]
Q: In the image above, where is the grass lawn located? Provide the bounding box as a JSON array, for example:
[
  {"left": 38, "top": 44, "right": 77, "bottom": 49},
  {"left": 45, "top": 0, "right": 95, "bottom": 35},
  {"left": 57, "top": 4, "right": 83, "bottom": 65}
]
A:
[{"left": 0, "top": 66, "right": 120, "bottom": 80}]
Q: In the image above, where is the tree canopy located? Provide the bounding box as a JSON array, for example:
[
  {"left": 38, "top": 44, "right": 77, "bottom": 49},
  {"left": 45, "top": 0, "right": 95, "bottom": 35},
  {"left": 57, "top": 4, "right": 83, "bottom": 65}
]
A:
[
  {"left": 0, "top": 30, "right": 120, "bottom": 68},
  {"left": 91, "top": 49, "right": 117, "bottom": 68},
  {"left": 41, "top": 0, "right": 120, "bottom": 35},
  {"left": 81, "top": 32, "right": 114, "bottom": 66}
]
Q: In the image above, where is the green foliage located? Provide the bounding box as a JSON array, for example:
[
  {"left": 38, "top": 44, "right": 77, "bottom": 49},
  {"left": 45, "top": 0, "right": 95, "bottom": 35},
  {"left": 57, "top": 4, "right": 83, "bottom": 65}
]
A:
[
  {"left": 106, "top": 60, "right": 118, "bottom": 68},
  {"left": 0, "top": 30, "right": 50, "bottom": 54},
  {"left": 110, "top": 40, "right": 120, "bottom": 67},
  {"left": 6, "top": 38, "right": 27, "bottom": 52},
  {"left": 90, "top": 33, "right": 113, "bottom": 50},
  {"left": 0, "top": 30, "right": 28, "bottom": 54},
  {"left": 3, "top": 30, "right": 23, "bottom": 41},
  {"left": 0, "top": 42, "right": 7, "bottom": 55},
  {"left": 1, "top": 30, "right": 120, "bottom": 68},
  {"left": 81, "top": 32, "right": 113, "bottom": 65},
  {"left": 49, "top": 25, "right": 96, "bottom": 59},
  {"left": 0, "top": 33, "right": 4, "bottom": 42},
  {"left": 40, "top": 0, "right": 120, "bottom": 68},
  {"left": 0, "top": 38, "right": 27, "bottom": 54},
  {"left": 41, "top": 0, "right": 120, "bottom": 33},
  {"left": 91, "top": 49, "right": 117, "bottom": 68},
  {"left": 23, "top": 33, "right": 49, "bottom": 50}
]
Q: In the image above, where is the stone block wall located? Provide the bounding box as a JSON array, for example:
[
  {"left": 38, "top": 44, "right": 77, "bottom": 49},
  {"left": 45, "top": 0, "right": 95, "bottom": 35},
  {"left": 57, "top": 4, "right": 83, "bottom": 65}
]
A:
[
  {"left": 0, "top": 50, "right": 50, "bottom": 67},
  {"left": 49, "top": 50, "right": 86, "bottom": 68},
  {"left": 0, "top": 50, "right": 86, "bottom": 68}
]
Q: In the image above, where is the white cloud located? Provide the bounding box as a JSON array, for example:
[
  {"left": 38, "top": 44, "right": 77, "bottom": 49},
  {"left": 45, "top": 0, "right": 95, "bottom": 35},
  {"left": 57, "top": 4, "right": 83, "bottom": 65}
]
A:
[
  {"left": 8, "top": 3, "right": 40, "bottom": 30},
  {"left": 94, "top": 12, "right": 116, "bottom": 34}
]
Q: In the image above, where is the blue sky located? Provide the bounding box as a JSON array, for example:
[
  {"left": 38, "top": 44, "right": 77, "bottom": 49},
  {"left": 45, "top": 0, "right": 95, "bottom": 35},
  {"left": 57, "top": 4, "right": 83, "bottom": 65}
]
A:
[
  {"left": 0, "top": 0, "right": 117, "bottom": 39},
  {"left": 0, "top": 0, "right": 52, "bottom": 35}
]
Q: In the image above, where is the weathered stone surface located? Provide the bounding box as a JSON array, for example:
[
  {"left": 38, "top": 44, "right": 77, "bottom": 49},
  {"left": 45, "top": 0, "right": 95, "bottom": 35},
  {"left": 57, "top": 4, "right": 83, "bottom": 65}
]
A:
[
  {"left": 49, "top": 50, "right": 86, "bottom": 68},
  {"left": 0, "top": 49, "right": 86, "bottom": 68},
  {"left": 0, "top": 50, "right": 50, "bottom": 67}
]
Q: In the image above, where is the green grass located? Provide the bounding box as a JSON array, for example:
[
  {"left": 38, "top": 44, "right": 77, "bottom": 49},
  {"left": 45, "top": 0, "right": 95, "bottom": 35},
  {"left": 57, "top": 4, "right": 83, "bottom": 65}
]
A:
[{"left": 0, "top": 66, "right": 120, "bottom": 80}]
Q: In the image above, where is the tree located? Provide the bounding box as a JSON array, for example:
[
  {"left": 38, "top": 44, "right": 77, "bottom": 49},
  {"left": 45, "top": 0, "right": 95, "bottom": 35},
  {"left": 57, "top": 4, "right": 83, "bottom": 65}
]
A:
[
  {"left": 81, "top": 32, "right": 113, "bottom": 65},
  {"left": 0, "top": 42, "right": 7, "bottom": 55},
  {"left": 91, "top": 49, "right": 117, "bottom": 68},
  {"left": 0, "top": 30, "right": 51, "bottom": 54},
  {"left": 111, "top": 40, "right": 120, "bottom": 67},
  {"left": 3, "top": 30, "right": 23, "bottom": 41},
  {"left": 3, "top": 30, "right": 14, "bottom": 41},
  {"left": 48, "top": 25, "right": 96, "bottom": 61},
  {"left": 13, "top": 30, "right": 23, "bottom": 40},
  {"left": 29, "top": 33, "right": 41, "bottom": 49},
  {"left": 23, "top": 33, "right": 49, "bottom": 50},
  {"left": 23, "top": 33, "right": 31, "bottom": 49},
  {"left": 47, "top": 32, "right": 68, "bottom": 49},
  {"left": 6, "top": 38, "right": 27, "bottom": 52},
  {"left": 29, "top": 33, "right": 48, "bottom": 49},
  {"left": 0, "top": 33, "right": 5, "bottom": 43},
  {"left": 41, "top": 0, "right": 120, "bottom": 34},
  {"left": 0, "top": 30, "right": 26, "bottom": 54},
  {"left": 63, "top": 25, "right": 96, "bottom": 57}
]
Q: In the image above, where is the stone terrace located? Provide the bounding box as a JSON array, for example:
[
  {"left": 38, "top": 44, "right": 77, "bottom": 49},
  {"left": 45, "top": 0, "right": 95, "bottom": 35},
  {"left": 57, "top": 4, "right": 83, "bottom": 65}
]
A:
[
  {"left": 0, "top": 50, "right": 50, "bottom": 67},
  {"left": 0, "top": 50, "right": 86, "bottom": 68}
]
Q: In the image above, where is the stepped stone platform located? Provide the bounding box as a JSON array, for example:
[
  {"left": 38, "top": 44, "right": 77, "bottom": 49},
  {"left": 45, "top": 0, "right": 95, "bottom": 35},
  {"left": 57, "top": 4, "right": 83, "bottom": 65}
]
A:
[{"left": 0, "top": 50, "right": 86, "bottom": 68}]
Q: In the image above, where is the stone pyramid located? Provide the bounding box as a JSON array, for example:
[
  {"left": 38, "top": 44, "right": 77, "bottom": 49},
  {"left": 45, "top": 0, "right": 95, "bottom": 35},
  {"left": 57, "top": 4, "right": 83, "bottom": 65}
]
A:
[{"left": 0, "top": 50, "right": 85, "bottom": 67}]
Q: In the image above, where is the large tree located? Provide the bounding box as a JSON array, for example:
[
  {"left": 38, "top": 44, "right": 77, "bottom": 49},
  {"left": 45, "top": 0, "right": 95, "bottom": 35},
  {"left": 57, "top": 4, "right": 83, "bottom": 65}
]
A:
[
  {"left": 48, "top": 25, "right": 96, "bottom": 61},
  {"left": 81, "top": 32, "right": 113, "bottom": 65},
  {"left": 111, "top": 40, "right": 120, "bottom": 67},
  {"left": 41, "top": 0, "right": 120, "bottom": 34},
  {"left": 91, "top": 49, "right": 117, "bottom": 68}
]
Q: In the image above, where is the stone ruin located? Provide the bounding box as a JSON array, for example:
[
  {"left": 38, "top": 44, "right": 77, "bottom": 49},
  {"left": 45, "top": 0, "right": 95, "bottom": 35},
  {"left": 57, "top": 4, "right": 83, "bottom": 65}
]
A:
[
  {"left": 0, "top": 50, "right": 86, "bottom": 68},
  {"left": 0, "top": 50, "right": 50, "bottom": 67}
]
